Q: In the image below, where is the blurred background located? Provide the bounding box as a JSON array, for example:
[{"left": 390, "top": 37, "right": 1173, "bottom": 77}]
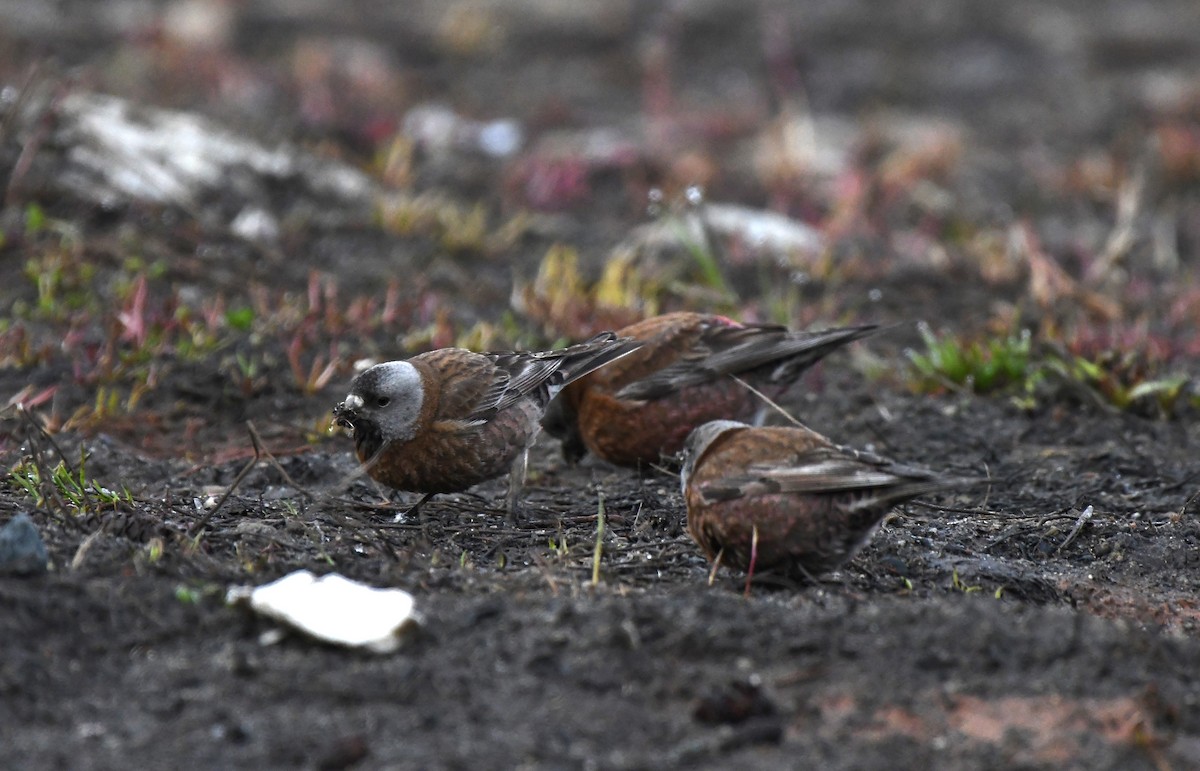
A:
[{"left": 2, "top": 0, "right": 1199, "bottom": 442}]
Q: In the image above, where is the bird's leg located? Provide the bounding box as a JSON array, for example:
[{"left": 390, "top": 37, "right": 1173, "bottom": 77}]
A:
[
  {"left": 744, "top": 525, "right": 759, "bottom": 597},
  {"left": 505, "top": 449, "right": 529, "bottom": 523},
  {"left": 404, "top": 492, "right": 436, "bottom": 521},
  {"left": 707, "top": 547, "right": 725, "bottom": 586},
  {"left": 793, "top": 561, "right": 821, "bottom": 586}
]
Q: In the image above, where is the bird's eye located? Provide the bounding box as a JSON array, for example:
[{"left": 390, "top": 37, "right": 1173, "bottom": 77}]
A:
[{"left": 376, "top": 396, "right": 391, "bottom": 407}]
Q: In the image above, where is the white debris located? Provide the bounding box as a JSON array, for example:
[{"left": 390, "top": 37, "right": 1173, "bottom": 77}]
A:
[
  {"left": 619, "top": 202, "right": 826, "bottom": 264},
  {"left": 477, "top": 119, "right": 523, "bottom": 158},
  {"left": 528, "top": 126, "right": 638, "bottom": 166},
  {"left": 230, "top": 206, "right": 280, "bottom": 244},
  {"left": 55, "top": 92, "right": 374, "bottom": 207},
  {"left": 227, "top": 570, "right": 419, "bottom": 653},
  {"left": 403, "top": 103, "right": 524, "bottom": 158},
  {"left": 163, "top": 0, "right": 236, "bottom": 48},
  {"left": 704, "top": 204, "right": 825, "bottom": 256}
]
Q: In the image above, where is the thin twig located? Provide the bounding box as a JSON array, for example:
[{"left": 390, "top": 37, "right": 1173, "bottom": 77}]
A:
[
  {"left": 187, "top": 431, "right": 263, "bottom": 538},
  {"left": 1179, "top": 489, "right": 1200, "bottom": 518},
  {"left": 1056, "top": 505, "right": 1094, "bottom": 554},
  {"left": 530, "top": 552, "right": 561, "bottom": 596},
  {"left": 18, "top": 404, "right": 77, "bottom": 476},
  {"left": 6, "top": 67, "right": 68, "bottom": 205},
  {"left": 592, "top": 491, "right": 605, "bottom": 587},
  {"left": 245, "top": 422, "right": 316, "bottom": 500},
  {"left": 188, "top": 420, "right": 332, "bottom": 538},
  {"left": 1090, "top": 166, "right": 1144, "bottom": 282},
  {"left": 69, "top": 529, "right": 103, "bottom": 571},
  {"left": 0, "top": 62, "right": 42, "bottom": 147},
  {"left": 909, "top": 500, "right": 1002, "bottom": 516},
  {"left": 730, "top": 375, "right": 803, "bottom": 427}
]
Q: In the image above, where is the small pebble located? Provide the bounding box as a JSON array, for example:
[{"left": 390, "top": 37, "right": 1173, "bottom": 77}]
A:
[{"left": 0, "top": 513, "right": 49, "bottom": 575}]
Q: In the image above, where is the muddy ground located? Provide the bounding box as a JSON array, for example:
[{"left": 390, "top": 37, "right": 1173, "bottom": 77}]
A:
[{"left": 3, "top": 1, "right": 1200, "bottom": 769}]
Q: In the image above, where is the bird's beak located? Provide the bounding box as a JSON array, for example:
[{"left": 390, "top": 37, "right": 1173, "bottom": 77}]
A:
[{"left": 332, "top": 393, "right": 364, "bottom": 429}]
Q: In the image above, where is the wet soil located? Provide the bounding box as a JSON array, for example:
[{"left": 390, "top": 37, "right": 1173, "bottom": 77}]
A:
[{"left": 3, "top": 2, "right": 1200, "bottom": 769}]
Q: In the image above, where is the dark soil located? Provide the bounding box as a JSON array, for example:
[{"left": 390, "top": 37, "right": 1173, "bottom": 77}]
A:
[{"left": 3, "top": 2, "right": 1200, "bottom": 769}]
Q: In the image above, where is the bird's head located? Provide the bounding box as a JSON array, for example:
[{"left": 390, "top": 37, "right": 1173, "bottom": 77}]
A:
[
  {"left": 333, "top": 361, "right": 424, "bottom": 445},
  {"left": 678, "top": 420, "right": 748, "bottom": 495}
]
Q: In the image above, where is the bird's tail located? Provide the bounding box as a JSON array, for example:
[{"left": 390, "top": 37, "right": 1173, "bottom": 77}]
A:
[
  {"left": 846, "top": 469, "right": 988, "bottom": 514},
  {"left": 489, "top": 332, "right": 643, "bottom": 407},
  {"left": 768, "top": 324, "right": 879, "bottom": 382},
  {"left": 547, "top": 332, "right": 642, "bottom": 398}
]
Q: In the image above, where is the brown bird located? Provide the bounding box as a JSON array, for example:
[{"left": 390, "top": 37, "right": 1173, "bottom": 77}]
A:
[
  {"left": 541, "top": 312, "right": 875, "bottom": 468},
  {"left": 332, "top": 332, "right": 640, "bottom": 518},
  {"left": 680, "top": 420, "right": 974, "bottom": 581}
]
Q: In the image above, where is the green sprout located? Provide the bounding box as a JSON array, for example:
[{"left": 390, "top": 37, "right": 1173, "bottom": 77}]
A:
[
  {"left": 908, "top": 320, "right": 1193, "bottom": 415},
  {"left": 8, "top": 450, "right": 132, "bottom": 514},
  {"left": 951, "top": 569, "right": 981, "bottom": 594},
  {"left": 438, "top": 202, "right": 490, "bottom": 255},
  {"left": 175, "top": 585, "right": 202, "bottom": 604},
  {"left": 225, "top": 306, "right": 255, "bottom": 331},
  {"left": 1046, "top": 354, "right": 1189, "bottom": 413},
  {"left": 9, "top": 460, "right": 41, "bottom": 502},
  {"left": 25, "top": 202, "right": 46, "bottom": 234},
  {"left": 907, "top": 322, "right": 1032, "bottom": 394},
  {"left": 668, "top": 216, "right": 730, "bottom": 295}
]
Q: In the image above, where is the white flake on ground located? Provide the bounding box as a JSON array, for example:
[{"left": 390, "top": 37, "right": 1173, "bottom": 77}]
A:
[
  {"left": 227, "top": 570, "right": 419, "bottom": 653},
  {"left": 58, "top": 92, "right": 373, "bottom": 206}
]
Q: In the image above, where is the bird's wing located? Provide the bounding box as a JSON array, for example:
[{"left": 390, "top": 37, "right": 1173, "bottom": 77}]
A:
[
  {"left": 470, "top": 332, "right": 636, "bottom": 419},
  {"left": 696, "top": 443, "right": 942, "bottom": 501},
  {"left": 616, "top": 324, "right": 873, "bottom": 401},
  {"left": 483, "top": 354, "right": 569, "bottom": 414},
  {"left": 419, "top": 349, "right": 503, "bottom": 425}
]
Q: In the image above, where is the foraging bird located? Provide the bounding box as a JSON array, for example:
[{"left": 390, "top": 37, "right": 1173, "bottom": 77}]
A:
[
  {"left": 680, "top": 420, "right": 974, "bottom": 581},
  {"left": 541, "top": 312, "right": 875, "bottom": 468},
  {"left": 332, "top": 332, "right": 640, "bottom": 517}
]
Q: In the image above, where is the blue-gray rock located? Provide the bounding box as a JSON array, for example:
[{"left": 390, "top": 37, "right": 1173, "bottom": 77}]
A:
[{"left": 0, "top": 513, "right": 49, "bottom": 575}]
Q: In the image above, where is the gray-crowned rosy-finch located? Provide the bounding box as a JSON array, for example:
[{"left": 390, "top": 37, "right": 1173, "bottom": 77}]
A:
[
  {"left": 681, "top": 419, "right": 975, "bottom": 580},
  {"left": 333, "top": 332, "right": 641, "bottom": 517},
  {"left": 542, "top": 312, "right": 875, "bottom": 468}
]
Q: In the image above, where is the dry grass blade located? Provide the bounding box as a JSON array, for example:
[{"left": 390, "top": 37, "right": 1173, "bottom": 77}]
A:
[
  {"left": 592, "top": 491, "right": 606, "bottom": 587},
  {"left": 730, "top": 375, "right": 804, "bottom": 427},
  {"left": 187, "top": 422, "right": 279, "bottom": 538},
  {"left": 1056, "top": 504, "right": 1094, "bottom": 553}
]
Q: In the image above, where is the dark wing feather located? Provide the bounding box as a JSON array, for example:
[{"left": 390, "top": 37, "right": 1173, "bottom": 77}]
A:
[
  {"left": 616, "top": 324, "right": 875, "bottom": 401},
  {"left": 697, "top": 445, "right": 951, "bottom": 503},
  {"left": 465, "top": 367, "right": 515, "bottom": 420},
  {"left": 481, "top": 355, "right": 569, "bottom": 415},
  {"left": 469, "top": 333, "right": 639, "bottom": 420}
]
